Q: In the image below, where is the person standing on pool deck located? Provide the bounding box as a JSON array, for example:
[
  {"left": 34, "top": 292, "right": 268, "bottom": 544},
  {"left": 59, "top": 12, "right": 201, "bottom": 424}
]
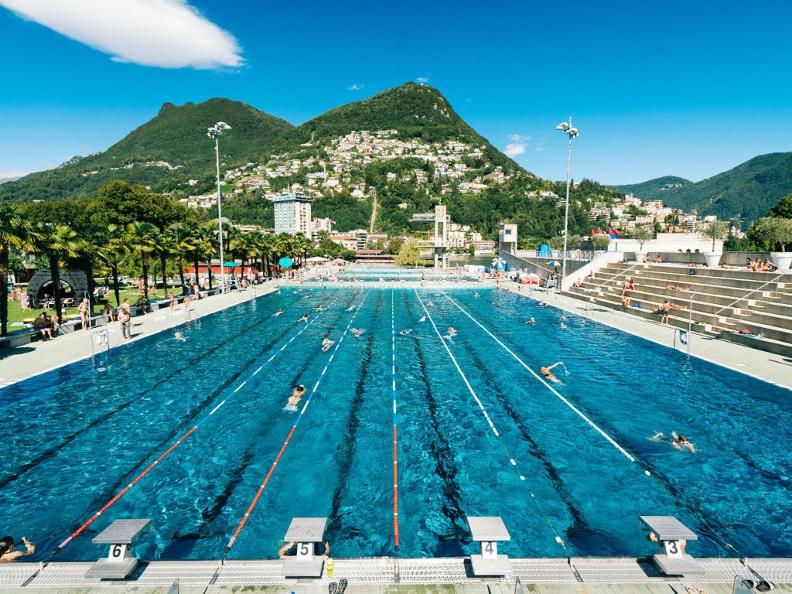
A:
[
  {"left": 78, "top": 297, "right": 90, "bottom": 330},
  {"left": 0, "top": 536, "right": 35, "bottom": 562},
  {"left": 118, "top": 299, "right": 131, "bottom": 340},
  {"left": 540, "top": 362, "right": 564, "bottom": 383}
]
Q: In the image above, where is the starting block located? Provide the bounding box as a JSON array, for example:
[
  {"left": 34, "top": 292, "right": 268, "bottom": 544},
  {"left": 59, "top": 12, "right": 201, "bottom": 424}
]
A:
[
  {"left": 280, "top": 517, "right": 327, "bottom": 578},
  {"left": 468, "top": 516, "right": 512, "bottom": 577},
  {"left": 85, "top": 519, "right": 150, "bottom": 580},
  {"left": 640, "top": 515, "right": 704, "bottom": 576}
]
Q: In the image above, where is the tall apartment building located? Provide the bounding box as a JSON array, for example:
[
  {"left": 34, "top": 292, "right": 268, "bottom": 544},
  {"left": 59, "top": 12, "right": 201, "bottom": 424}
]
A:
[{"left": 273, "top": 191, "right": 312, "bottom": 236}]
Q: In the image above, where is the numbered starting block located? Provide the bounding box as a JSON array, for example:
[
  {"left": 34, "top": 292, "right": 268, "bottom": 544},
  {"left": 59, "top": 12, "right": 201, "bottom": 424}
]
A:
[
  {"left": 85, "top": 519, "right": 151, "bottom": 580},
  {"left": 640, "top": 515, "right": 704, "bottom": 576},
  {"left": 468, "top": 516, "right": 512, "bottom": 577},
  {"left": 281, "top": 517, "right": 327, "bottom": 579}
]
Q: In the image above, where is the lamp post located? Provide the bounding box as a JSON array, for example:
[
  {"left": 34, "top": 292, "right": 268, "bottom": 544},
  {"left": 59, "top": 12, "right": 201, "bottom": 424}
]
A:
[
  {"left": 208, "top": 121, "right": 231, "bottom": 293},
  {"left": 555, "top": 117, "right": 579, "bottom": 291}
]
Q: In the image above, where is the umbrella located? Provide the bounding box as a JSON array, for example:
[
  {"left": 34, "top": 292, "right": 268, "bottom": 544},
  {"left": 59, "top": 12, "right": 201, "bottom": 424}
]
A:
[
  {"left": 547, "top": 260, "right": 561, "bottom": 268},
  {"left": 278, "top": 257, "right": 293, "bottom": 268}
]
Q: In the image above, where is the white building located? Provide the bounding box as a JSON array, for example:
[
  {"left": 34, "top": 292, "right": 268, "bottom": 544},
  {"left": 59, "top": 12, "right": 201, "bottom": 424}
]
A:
[{"left": 274, "top": 191, "right": 312, "bottom": 236}]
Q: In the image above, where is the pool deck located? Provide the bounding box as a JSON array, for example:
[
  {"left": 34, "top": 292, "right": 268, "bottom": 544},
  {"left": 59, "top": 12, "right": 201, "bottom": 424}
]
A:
[
  {"left": 2, "top": 556, "right": 791, "bottom": 592},
  {"left": 0, "top": 285, "right": 278, "bottom": 388},
  {"left": 500, "top": 283, "right": 792, "bottom": 391}
]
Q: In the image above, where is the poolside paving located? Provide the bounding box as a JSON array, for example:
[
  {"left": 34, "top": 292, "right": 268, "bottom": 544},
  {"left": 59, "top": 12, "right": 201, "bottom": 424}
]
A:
[
  {"left": 504, "top": 283, "right": 792, "bottom": 391},
  {"left": 0, "top": 284, "right": 278, "bottom": 388}
]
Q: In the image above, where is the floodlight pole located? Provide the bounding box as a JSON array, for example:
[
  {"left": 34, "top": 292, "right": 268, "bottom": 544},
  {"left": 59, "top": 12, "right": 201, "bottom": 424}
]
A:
[
  {"left": 208, "top": 122, "right": 231, "bottom": 294},
  {"left": 214, "top": 136, "right": 225, "bottom": 293},
  {"left": 560, "top": 117, "right": 575, "bottom": 291}
]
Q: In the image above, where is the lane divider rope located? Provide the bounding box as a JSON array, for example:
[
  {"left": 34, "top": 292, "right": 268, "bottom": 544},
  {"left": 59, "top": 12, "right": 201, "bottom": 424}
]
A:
[
  {"left": 55, "top": 290, "right": 348, "bottom": 552},
  {"left": 224, "top": 291, "right": 368, "bottom": 554},
  {"left": 391, "top": 289, "right": 400, "bottom": 551},
  {"left": 414, "top": 289, "right": 570, "bottom": 556}
]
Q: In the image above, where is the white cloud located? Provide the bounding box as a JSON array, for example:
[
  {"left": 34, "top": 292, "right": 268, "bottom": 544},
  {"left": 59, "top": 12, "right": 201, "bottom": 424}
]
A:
[
  {"left": 416, "top": 76, "right": 430, "bottom": 83},
  {"left": 0, "top": 168, "right": 28, "bottom": 180},
  {"left": 509, "top": 133, "right": 529, "bottom": 142},
  {"left": 504, "top": 143, "right": 526, "bottom": 157},
  {"left": 0, "top": 0, "right": 243, "bottom": 69},
  {"left": 347, "top": 83, "right": 363, "bottom": 91}
]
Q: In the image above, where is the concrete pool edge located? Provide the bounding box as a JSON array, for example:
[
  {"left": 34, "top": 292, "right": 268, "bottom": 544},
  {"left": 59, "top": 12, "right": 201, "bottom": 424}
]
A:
[
  {"left": 0, "top": 285, "right": 279, "bottom": 389},
  {"left": 3, "top": 556, "right": 792, "bottom": 591}
]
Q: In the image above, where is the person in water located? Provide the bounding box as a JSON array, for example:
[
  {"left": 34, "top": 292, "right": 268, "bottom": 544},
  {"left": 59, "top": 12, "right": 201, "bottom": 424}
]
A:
[
  {"left": 399, "top": 329, "right": 412, "bottom": 336},
  {"left": 316, "top": 305, "right": 323, "bottom": 312},
  {"left": 650, "top": 432, "right": 696, "bottom": 453},
  {"left": 418, "top": 316, "right": 427, "bottom": 323},
  {"left": 346, "top": 305, "right": 355, "bottom": 312},
  {"left": 351, "top": 328, "right": 365, "bottom": 337},
  {"left": 540, "top": 361, "right": 564, "bottom": 383},
  {"left": 322, "top": 338, "right": 335, "bottom": 352},
  {"left": 298, "top": 313, "right": 309, "bottom": 323},
  {"left": 287, "top": 385, "right": 307, "bottom": 409},
  {"left": 447, "top": 327, "right": 457, "bottom": 336},
  {"left": 0, "top": 536, "right": 35, "bottom": 562},
  {"left": 272, "top": 309, "right": 284, "bottom": 317},
  {"left": 527, "top": 317, "right": 537, "bottom": 325}
]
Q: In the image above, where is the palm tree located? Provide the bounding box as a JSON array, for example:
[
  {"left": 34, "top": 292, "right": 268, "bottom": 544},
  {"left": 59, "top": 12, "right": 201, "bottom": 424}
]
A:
[
  {"left": 166, "top": 222, "right": 200, "bottom": 293},
  {"left": 126, "top": 221, "right": 158, "bottom": 301},
  {"left": 96, "top": 225, "right": 129, "bottom": 307},
  {"left": 154, "top": 233, "right": 174, "bottom": 297},
  {"left": 293, "top": 233, "right": 312, "bottom": 267},
  {"left": 31, "top": 223, "right": 79, "bottom": 322},
  {"left": 0, "top": 203, "right": 31, "bottom": 336}
]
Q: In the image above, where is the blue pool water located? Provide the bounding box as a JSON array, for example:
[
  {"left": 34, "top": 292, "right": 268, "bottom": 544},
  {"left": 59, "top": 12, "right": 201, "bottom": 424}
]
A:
[{"left": 1, "top": 287, "right": 790, "bottom": 562}]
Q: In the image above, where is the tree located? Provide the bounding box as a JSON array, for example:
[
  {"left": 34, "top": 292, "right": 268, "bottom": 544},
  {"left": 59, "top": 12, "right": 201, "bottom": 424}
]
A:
[
  {"left": 96, "top": 225, "right": 130, "bottom": 306},
  {"left": 632, "top": 226, "right": 654, "bottom": 251},
  {"left": 592, "top": 234, "right": 611, "bottom": 250},
  {"left": 387, "top": 236, "right": 405, "bottom": 255},
  {"left": 126, "top": 221, "right": 159, "bottom": 300},
  {"left": 702, "top": 221, "right": 728, "bottom": 252},
  {"left": 768, "top": 193, "right": 792, "bottom": 219},
  {"left": 753, "top": 217, "right": 792, "bottom": 252},
  {"left": 166, "top": 222, "right": 199, "bottom": 292},
  {"left": 395, "top": 239, "right": 423, "bottom": 267},
  {"left": 31, "top": 223, "right": 79, "bottom": 321},
  {"left": 0, "top": 203, "right": 32, "bottom": 336}
]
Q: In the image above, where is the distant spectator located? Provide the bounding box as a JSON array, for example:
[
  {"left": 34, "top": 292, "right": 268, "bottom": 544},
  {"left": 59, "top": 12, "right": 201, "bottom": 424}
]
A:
[
  {"left": 34, "top": 312, "right": 51, "bottom": 340},
  {"left": 78, "top": 297, "right": 90, "bottom": 330}
]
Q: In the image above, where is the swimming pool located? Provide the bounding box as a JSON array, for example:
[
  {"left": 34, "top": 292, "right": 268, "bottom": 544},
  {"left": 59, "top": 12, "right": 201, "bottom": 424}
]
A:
[
  {"left": 1, "top": 286, "right": 790, "bottom": 562},
  {"left": 336, "top": 266, "right": 481, "bottom": 282}
]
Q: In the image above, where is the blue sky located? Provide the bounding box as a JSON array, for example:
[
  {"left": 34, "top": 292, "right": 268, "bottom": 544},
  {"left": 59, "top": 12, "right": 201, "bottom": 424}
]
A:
[{"left": 1, "top": 0, "right": 791, "bottom": 184}]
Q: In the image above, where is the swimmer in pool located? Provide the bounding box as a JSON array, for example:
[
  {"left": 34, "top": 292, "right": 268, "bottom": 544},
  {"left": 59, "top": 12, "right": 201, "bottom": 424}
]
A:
[
  {"left": 322, "top": 338, "right": 334, "bottom": 352},
  {"left": 272, "top": 309, "right": 284, "bottom": 317},
  {"left": 316, "top": 305, "right": 323, "bottom": 312},
  {"left": 474, "top": 292, "right": 480, "bottom": 299},
  {"left": 527, "top": 317, "right": 537, "bottom": 325},
  {"left": 538, "top": 302, "right": 549, "bottom": 307},
  {"left": 447, "top": 327, "right": 457, "bottom": 336},
  {"left": 672, "top": 432, "right": 696, "bottom": 453},
  {"left": 286, "top": 385, "right": 307, "bottom": 409},
  {"left": 428, "top": 300, "right": 434, "bottom": 307},
  {"left": 346, "top": 305, "right": 355, "bottom": 312},
  {"left": 399, "top": 329, "right": 413, "bottom": 336},
  {"left": 561, "top": 315, "right": 568, "bottom": 321},
  {"left": 560, "top": 322, "right": 567, "bottom": 329},
  {"left": 173, "top": 331, "right": 186, "bottom": 341},
  {"left": 540, "top": 361, "right": 564, "bottom": 383},
  {"left": 297, "top": 313, "right": 309, "bottom": 323},
  {"left": 351, "top": 328, "right": 365, "bottom": 337},
  {"left": 419, "top": 316, "right": 427, "bottom": 323}
]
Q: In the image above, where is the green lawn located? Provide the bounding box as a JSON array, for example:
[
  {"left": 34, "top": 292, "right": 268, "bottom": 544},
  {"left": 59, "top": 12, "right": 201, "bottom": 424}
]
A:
[{"left": 5, "top": 285, "right": 182, "bottom": 327}]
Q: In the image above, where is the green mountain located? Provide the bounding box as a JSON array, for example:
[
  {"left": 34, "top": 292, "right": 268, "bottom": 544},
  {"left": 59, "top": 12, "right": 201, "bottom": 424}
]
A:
[
  {"left": 614, "top": 153, "right": 792, "bottom": 224},
  {"left": 0, "top": 98, "right": 294, "bottom": 201},
  {"left": 268, "top": 82, "right": 517, "bottom": 170},
  {"left": 612, "top": 175, "right": 691, "bottom": 199}
]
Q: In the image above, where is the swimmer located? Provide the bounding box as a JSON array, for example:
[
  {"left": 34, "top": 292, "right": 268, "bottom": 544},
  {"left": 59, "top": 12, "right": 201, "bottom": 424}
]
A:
[
  {"left": 538, "top": 302, "right": 549, "bottom": 307},
  {"left": 649, "top": 432, "right": 665, "bottom": 442},
  {"left": 399, "top": 329, "right": 413, "bottom": 336},
  {"left": 286, "top": 384, "right": 307, "bottom": 409},
  {"left": 527, "top": 317, "right": 537, "bottom": 325},
  {"left": 322, "top": 338, "right": 335, "bottom": 352},
  {"left": 351, "top": 328, "right": 365, "bottom": 337},
  {"left": 428, "top": 300, "right": 434, "bottom": 307},
  {"left": 297, "top": 313, "right": 309, "bottom": 323},
  {"left": 173, "top": 331, "right": 186, "bottom": 341},
  {"left": 446, "top": 327, "right": 457, "bottom": 336},
  {"left": 346, "top": 305, "right": 355, "bottom": 312},
  {"left": 316, "top": 305, "right": 323, "bottom": 312},
  {"left": 539, "top": 361, "right": 564, "bottom": 383},
  {"left": 672, "top": 432, "right": 696, "bottom": 453},
  {"left": 561, "top": 315, "right": 568, "bottom": 321},
  {"left": 560, "top": 322, "right": 567, "bottom": 329},
  {"left": 474, "top": 292, "right": 480, "bottom": 299},
  {"left": 419, "top": 316, "right": 427, "bottom": 323},
  {"left": 272, "top": 309, "right": 284, "bottom": 317}
]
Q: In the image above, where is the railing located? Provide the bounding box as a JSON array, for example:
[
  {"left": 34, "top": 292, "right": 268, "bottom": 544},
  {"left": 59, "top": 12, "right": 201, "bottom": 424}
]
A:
[
  {"left": 578, "top": 262, "right": 642, "bottom": 299},
  {"left": 711, "top": 273, "right": 787, "bottom": 318}
]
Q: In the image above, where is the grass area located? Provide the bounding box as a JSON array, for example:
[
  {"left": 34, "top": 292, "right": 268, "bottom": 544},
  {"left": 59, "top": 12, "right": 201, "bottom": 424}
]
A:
[{"left": 5, "top": 284, "right": 182, "bottom": 327}]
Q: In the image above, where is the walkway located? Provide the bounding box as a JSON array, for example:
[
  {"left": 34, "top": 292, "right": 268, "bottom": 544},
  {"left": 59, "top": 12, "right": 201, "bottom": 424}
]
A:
[
  {"left": 505, "top": 284, "right": 792, "bottom": 391},
  {"left": 0, "top": 285, "right": 278, "bottom": 388}
]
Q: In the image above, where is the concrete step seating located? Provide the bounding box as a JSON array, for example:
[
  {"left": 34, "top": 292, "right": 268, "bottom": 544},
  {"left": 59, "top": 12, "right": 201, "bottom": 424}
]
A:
[{"left": 567, "top": 262, "right": 792, "bottom": 358}]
